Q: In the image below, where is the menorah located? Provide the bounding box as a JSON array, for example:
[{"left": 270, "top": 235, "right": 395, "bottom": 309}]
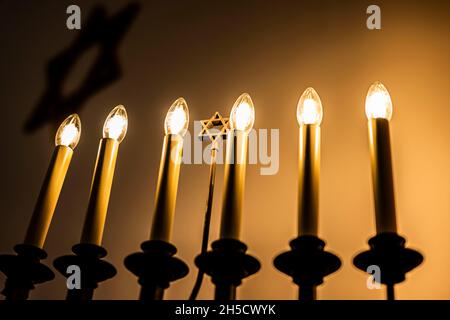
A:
[{"left": 0, "top": 83, "right": 423, "bottom": 301}]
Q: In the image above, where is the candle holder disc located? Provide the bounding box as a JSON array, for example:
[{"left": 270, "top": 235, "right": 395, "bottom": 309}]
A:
[
  {"left": 353, "top": 232, "right": 423, "bottom": 287},
  {"left": 274, "top": 235, "right": 341, "bottom": 300},
  {"left": 124, "top": 240, "right": 189, "bottom": 301},
  {"left": 0, "top": 244, "right": 55, "bottom": 300},
  {"left": 195, "top": 238, "right": 260, "bottom": 301},
  {"left": 53, "top": 243, "right": 116, "bottom": 301}
]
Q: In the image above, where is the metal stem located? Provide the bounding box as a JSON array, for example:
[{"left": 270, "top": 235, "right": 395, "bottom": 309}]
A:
[
  {"left": 386, "top": 284, "right": 395, "bottom": 301},
  {"left": 2, "top": 280, "right": 30, "bottom": 301},
  {"left": 140, "top": 285, "right": 165, "bottom": 301},
  {"left": 66, "top": 287, "right": 94, "bottom": 301},
  {"left": 189, "top": 143, "right": 218, "bottom": 300},
  {"left": 215, "top": 283, "right": 236, "bottom": 301},
  {"left": 299, "top": 284, "right": 317, "bottom": 301}
]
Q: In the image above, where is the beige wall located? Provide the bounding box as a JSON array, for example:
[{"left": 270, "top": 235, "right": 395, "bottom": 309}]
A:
[{"left": 0, "top": 0, "right": 448, "bottom": 299}]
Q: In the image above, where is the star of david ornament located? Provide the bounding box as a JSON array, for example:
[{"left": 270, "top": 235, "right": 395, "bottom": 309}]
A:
[{"left": 198, "top": 112, "right": 230, "bottom": 142}]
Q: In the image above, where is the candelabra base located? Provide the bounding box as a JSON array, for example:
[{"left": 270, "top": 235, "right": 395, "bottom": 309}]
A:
[
  {"left": 53, "top": 243, "right": 116, "bottom": 301},
  {"left": 353, "top": 232, "right": 423, "bottom": 300},
  {"left": 195, "top": 238, "right": 261, "bottom": 301},
  {"left": 124, "top": 240, "right": 189, "bottom": 301},
  {"left": 0, "top": 244, "right": 55, "bottom": 300},
  {"left": 273, "top": 235, "right": 341, "bottom": 301}
]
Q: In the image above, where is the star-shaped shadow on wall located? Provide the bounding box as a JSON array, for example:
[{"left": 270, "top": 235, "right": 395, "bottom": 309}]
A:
[{"left": 24, "top": 2, "right": 140, "bottom": 133}]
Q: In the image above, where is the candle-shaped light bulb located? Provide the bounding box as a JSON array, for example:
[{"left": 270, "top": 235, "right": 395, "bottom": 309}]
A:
[
  {"left": 365, "top": 81, "right": 393, "bottom": 120},
  {"left": 296, "top": 87, "right": 322, "bottom": 236},
  {"left": 55, "top": 114, "right": 81, "bottom": 149},
  {"left": 81, "top": 105, "right": 128, "bottom": 245},
  {"left": 230, "top": 93, "right": 255, "bottom": 133},
  {"left": 297, "top": 87, "right": 323, "bottom": 126},
  {"left": 25, "top": 114, "right": 81, "bottom": 248},
  {"left": 103, "top": 105, "right": 128, "bottom": 143},
  {"left": 150, "top": 98, "right": 189, "bottom": 242},
  {"left": 219, "top": 93, "right": 255, "bottom": 240},
  {"left": 164, "top": 98, "right": 189, "bottom": 136},
  {"left": 366, "top": 81, "right": 397, "bottom": 234}
]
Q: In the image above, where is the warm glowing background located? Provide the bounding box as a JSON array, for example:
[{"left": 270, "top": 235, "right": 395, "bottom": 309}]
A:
[{"left": 0, "top": 0, "right": 449, "bottom": 299}]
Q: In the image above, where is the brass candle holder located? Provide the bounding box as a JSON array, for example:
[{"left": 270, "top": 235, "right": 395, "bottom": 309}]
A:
[
  {"left": 0, "top": 244, "right": 54, "bottom": 300},
  {"left": 274, "top": 236, "right": 341, "bottom": 300},
  {"left": 194, "top": 97, "right": 261, "bottom": 301},
  {"left": 274, "top": 88, "right": 341, "bottom": 301},
  {"left": 53, "top": 106, "right": 128, "bottom": 300},
  {"left": 53, "top": 243, "right": 116, "bottom": 301},
  {"left": 353, "top": 232, "right": 423, "bottom": 300},
  {"left": 195, "top": 238, "right": 260, "bottom": 301},
  {"left": 0, "top": 115, "right": 81, "bottom": 300},
  {"left": 124, "top": 99, "right": 190, "bottom": 301},
  {"left": 353, "top": 82, "right": 424, "bottom": 300},
  {"left": 124, "top": 240, "right": 189, "bottom": 300}
]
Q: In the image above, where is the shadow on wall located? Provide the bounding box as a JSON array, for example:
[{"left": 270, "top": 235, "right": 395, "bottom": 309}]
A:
[{"left": 23, "top": 2, "right": 140, "bottom": 135}]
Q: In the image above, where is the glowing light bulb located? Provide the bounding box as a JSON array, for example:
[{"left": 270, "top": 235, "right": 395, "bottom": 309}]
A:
[
  {"left": 103, "top": 105, "right": 128, "bottom": 143},
  {"left": 365, "top": 81, "right": 393, "bottom": 120},
  {"left": 297, "top": 87, "right": 323, "bottom": 125},
  {"left": 55, "top": 114, "right": 81, "bottom": 149},
  {"left": 164, "top": 98, "right": 189, "bottom": 136},
  {"left": 230, "top": 93, "right": 255, "bottom": 133}
]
